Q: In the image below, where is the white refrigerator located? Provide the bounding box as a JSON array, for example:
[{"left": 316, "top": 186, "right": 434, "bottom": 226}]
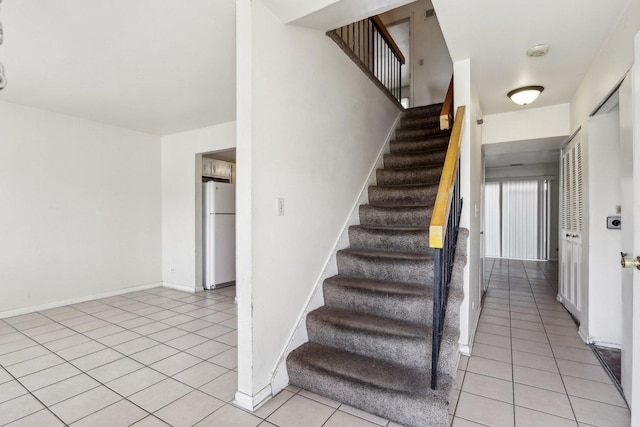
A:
[{"left": 203, "top": 181, "right": 236, "bottom": 289}]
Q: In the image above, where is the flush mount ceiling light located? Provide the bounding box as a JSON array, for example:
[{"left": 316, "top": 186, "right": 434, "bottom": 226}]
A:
[
  {"left": 527, "top": 44, "right": 549, "bottom": 58},
  {"left": 507, "top": 86, "right": 544, "bottom": 105}
]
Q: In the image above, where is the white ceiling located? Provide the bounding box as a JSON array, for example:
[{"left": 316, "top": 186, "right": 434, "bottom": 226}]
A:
[
  {"left": 483, "top": 136, "right": 564, "bottom": 168},
  {"left": 0, "top": 0, "right": 236, "bottom": 136},
  {"left": 432, "top": 0, "right": 630, "bottom": 115}
]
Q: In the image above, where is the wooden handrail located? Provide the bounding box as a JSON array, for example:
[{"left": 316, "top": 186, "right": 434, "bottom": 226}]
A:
[
  {"left": 429, "top": 106, "right": 466, "bottom": 248},
  {"left": 371, "top": 16, "right": 406, "bottom": 64},
  {"left": 440, "top": 76, "right": 454, "bottom": 130}
]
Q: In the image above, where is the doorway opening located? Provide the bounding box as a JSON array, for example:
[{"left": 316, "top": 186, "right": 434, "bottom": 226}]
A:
[{"left": 195, "top": 148, "right": 237, "bottom": 292}]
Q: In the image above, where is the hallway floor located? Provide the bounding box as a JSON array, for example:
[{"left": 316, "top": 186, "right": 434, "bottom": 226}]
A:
[
  {"left": 0, "top": 260, "right": 631, "bottom": 426},
  {"left": 450, "top": 259, "right": 630, "bottom": 427}
]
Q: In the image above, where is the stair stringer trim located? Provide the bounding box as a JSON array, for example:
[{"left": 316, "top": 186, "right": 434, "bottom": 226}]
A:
[{"left": 269, "top": 113, "right": 403, "bottom": 395}]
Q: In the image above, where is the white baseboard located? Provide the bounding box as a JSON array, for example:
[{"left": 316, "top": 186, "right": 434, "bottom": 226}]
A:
[
  {"left": 578, "top": 326, "right": 591, "bottom": 344},
  {"left": 0, "top": 282, "right": 162, "bottom": 320},
  {"left": 460, "top": 302, "right": 482, "bottom": 356},
  {"left": 162, "top": 281, "right": 196, "bottom": 294},
  {"left": 268, "top": 112, "right": 403, "bottom": 395},
  {"left": 233, "top": 385, "right": 272, "bottom": 412}
]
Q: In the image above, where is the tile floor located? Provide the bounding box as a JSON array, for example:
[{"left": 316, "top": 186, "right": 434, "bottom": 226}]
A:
[
  {"left": 449, "top": 259, "right": 630, "bottom": 427},
  {"left": 0, "top": 259, "right": 631, "bottom": 427}
]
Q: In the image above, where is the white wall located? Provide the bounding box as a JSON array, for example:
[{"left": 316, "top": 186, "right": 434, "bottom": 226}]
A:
[
  {"left": 236, "top": 0, "right": 401, "bottom": 404},
  {"left": 161, "top": 122, "right": 237, "bottom": 293},
  {"left": 587, "top": 108, "right": 622, "bottom": 346},
  {"left": 0, "top": 101, "right": 162, "bottom": 315},
  {"left": 454, "top": 59, "right": 483, "bottom": 353},
  {"left": 483, "top": 104, "right": 570, "bottom": 145},
  {"left": 380, "top": 0, "right": 452, "bottom": 107}
]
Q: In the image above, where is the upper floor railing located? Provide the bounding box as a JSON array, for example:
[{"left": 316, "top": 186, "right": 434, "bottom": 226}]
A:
[
  {"left": 429, "top": 105, "right": 465, "bottom": 389},
  {"left": 327, "top": 16, "right": 405, "bottom": 104}
]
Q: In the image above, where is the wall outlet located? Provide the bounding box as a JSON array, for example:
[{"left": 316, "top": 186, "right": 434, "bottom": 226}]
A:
[{"left": 277, "top": 198, "right": 285, "bottom": 216}]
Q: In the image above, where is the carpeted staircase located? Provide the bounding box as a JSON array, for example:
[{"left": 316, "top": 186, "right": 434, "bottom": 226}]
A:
[{"left": 286, "top": 104, "right": 468, "bottom": 427}]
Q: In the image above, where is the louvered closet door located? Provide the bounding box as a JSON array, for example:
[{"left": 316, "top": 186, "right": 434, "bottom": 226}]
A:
[{"left": 559, "top": 136, "right": 583, "bottom": 321}]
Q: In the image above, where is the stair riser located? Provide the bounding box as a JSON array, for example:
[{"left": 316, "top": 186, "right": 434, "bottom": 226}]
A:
[
  {"left": 399, "top": 115, "right": 441, "bottom": 129},
  {"left": 376, "top": 167, "right": 442, "bottom": 186},
  {"left": 323, "top": 283, "right": 432, "bottom": 325},
  {"left": 368, "top": 185, "right": 438, "bottom": 207},
  {"left": 307, "top": 316, "right": 431, "bottom": 369},
  {"left": 337, "top": 251, "right": 434, "bottom": 284},
  {"left": 384, "top": 151, "right": 446, "bottom": 169},
  {"left": 348, "top": 226, "right": 433, "bottom": 253},
  {"left": 395, "top": 127, "right": 448, "bottom": 140},
  {"left": 287, "top": 358, "right": 451, "bottom": 427},
  {"left": 390, "top": 137, "right": 449, "bottom": 154},
  {"left": 359, "top": 205, "right": 433, "bottom": 227},
  {"left": 401, "top": 104, "right": 443, "bottom": 118}
]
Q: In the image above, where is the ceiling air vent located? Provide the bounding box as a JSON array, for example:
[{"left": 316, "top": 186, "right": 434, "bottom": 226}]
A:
[{"left": 425, "top": 9, "right": 436, "bottom": 19}]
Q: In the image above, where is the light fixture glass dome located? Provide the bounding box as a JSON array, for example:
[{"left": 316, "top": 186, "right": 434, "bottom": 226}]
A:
[{"left": 507, "top": 86, "right": 544, "bottom": 105}]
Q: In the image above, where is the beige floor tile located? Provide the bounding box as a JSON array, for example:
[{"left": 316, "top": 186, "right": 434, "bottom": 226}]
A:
[
  {"left": 556, "top": 359, "right": 612, "bottom": 383},
  {"left": 96, "top": 330, "right": 141, "bottom": 347},
  {"left": 466, "top": 356, "right": 513, "bottom": 381},
  {"left": 511, "top": 337, "right": 554, "bottom": 357},
  {"left": 33, "top": 374, "right": 100, "bottom": 406},
  {"left": 253, "top": 390, "right": 295, "bottom": 418},
  {"left": 70, "top": 399, "right": 148, "bottom": 427},
  {"left": 195, "top": 404, "right": 262, "bottom": 427},
  {"left": 194, "top": 324, "right": 234, "bottom": 339},
  {"left": 87, "top": 357, "right": 144, "bottom": 383},
  {"left": 49, "top": 386, "right": 121, "bottom": 425},
  {"left": 130, "top": 415, "right": 172, "bottom": 426},
  {"left": 511, "top": 328, "right": 549, "bottom": 343},
  {"left": 0, "top": 381, "right": 28, "bottom": 404},
  {"left": 471, "top": 343, "right": 512, "bottom": 363},
  {"left": 0, "top": 394, "right": 44, "bottom": 424},
  {"left": 514, "top": 383, "right": 574, "bottom": 420},
  {"left": 173, "top": 361, "right": 228, "bottom": 388},
  {"left": 155, "top": 390, "right": 224, "bottom": 427},
  {"left": 165, "top": 333, "right": 210, "bottom": 351},
  {"left": 45, "top": 334, "right": 91, "bottom": 352},
  {"left": 113, "top": 337, "right": 157, "bottom": 355},
  {"left": 569, "top": 396, "right": 630, "bottom": 427},
  {"left": 186, "top": 340, "right": 232, "bottom": 360},
  {"left": 57, "top": 341, "right": 107, "bottom": 361},
  {"left": 299, "top": 389, "right": 341, "bottom": 408},
  {"left": 451, "top": 417, "right": 486, "bottom": 426},
  {"left": 514, "top": 405, "right": 577, "bottom": 426},
  {"left": 339, "top": 404, "right": 388, "bottom": 426},
  {"left": 562, "top": 376, "right": 627, "bottom": 407},
  {"left": 461, "top": 372, "right": 513, "bottom": 403},
  {"left": 6, "top": 353, "right": 66, "bottom": 378},
  {"left": 209, "top": 347, "right": 238, "bottom": 369},
  {"left": 479, "top": 314, "right": 511, "bottom": 327},
  {"left": 552, "top": 345, "right": 600, "bottom": 365},
  {"left": 477, "top": 323, "right": 511, "bottom": 337},
  {"left": 106, "top": 367, "right": 166, "bottom": 397},
  {"left": 511, "top": 319, "right": 546, "bottom": 332},
  {"left": 130, "top": 344, "right": 180, "bottom": 365},
  {"left": 455, "top": 392, "right": 514, "bottom": 427},
  {"left": 128, "top": 378, "right": 193, "bottom": 413},
  {"left": 474, "top": 332, "right": 511, "bottom": 349},
  {"left": 0, "top": 344, "right": 51, "bottom": 367},
  {"left": 267, "top": 395, "right": 335, "bottom": 427},
  {"left": 199, "top": 370, "right": 238, "bottom": 402},
  {"left": 215, "top": 330, "right": 238, "bottom": 346},
  {"left": 510, "top": 312, "right": 542, "bottom": 323},
  {"left": 4, "top": 409, "right": 64, "bottom": 427},
  {"left": 19, "top": 363, "right": 81, "bottom": 391},
  {"left": 512, "top": 350, "right": 558, "bottom": 372},
  {"left": 458, "top": 355, "right": 469, "bottom": 371},
  {"left": 71, "top": 348, "right": 123, "bottom": 372},
  {"left": 482, "top": 308, "right": 511, "bottom": 319},
  {"left": 150, "top": 352, "right": 202, "bottom": 376},
  {"left": 323, "top": 410, "right": 381, "bottom": 426},
  {"left": 547, "top": 333, "right": 588, "bottom": 350},
  {"left": 453, "top": 369, "right": 465, "bottom": 390},
  {"left": 513, "top": 365, "right": 565, "bottom": 393},
  {"left": 83, "top": 325, "right": 126, "bottom": 340}
]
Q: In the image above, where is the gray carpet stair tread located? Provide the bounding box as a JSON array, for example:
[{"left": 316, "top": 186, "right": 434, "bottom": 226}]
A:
[
  {"left": 338, "top": 248, "right": 434, "bottom": 261},
  {"left": 288, "top": 342, "right": 431, "bottom": 394},
  {"left": 324, "top": 275, "right": 430, "bottom": 297},
  {"left": 348, "top": 225, "right": 432, "bottom": 253},
  {"left": 308, "top": 306, "right": 430, "bottom": 340},
  {"left": 358, "top": 204, "right": 433, "bottom": 227}
]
